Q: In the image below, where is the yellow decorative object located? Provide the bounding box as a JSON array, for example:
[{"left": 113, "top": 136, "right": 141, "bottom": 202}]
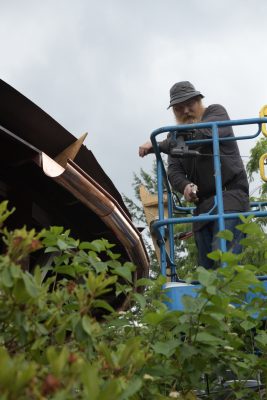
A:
[
  {"left": 55, "top": 132, "right": 88, "bottom": 167},
  {"left": 260, "top": 105, "right": 267, "bottom": 137},
  {"left": 259, "top": 153, "right": 267, "bottom": 182}
]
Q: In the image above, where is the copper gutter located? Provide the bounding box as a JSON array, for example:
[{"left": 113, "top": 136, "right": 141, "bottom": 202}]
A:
[{"left": 37, "top": 153, "right": 150, "bottom": 280}]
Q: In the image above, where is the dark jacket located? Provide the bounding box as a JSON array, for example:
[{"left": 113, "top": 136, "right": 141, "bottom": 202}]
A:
[{"left": 159, "top": 104, "right": 249, "bottom": 231}]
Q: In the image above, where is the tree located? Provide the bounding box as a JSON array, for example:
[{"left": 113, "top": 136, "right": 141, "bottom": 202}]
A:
[
  {"left": 246, "top": 137, "right": 267, "bottom": 197},
  {"left": 123, "top": 161, "right": 198, "bottom": 279},
  {"left": 123, "top": 164, "right": 161, "bottom": 276}
]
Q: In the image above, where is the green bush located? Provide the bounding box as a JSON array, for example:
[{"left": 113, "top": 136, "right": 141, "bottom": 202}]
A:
[{"left": 0, "top": 202, "right": 267, "bottom": 399}]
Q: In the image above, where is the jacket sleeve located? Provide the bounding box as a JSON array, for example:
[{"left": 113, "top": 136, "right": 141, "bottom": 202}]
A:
[
  {"left": 158, "top": 138, "right": 171, "bottom": 154},
  {"left": 143, "top": 137, "right": 171, "bottom": 155},
  {"left": 148, "top": 135, "right": 177, "bottom": 154}
]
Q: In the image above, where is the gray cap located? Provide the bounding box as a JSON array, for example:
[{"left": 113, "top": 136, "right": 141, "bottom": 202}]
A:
[{"left": 167, "top": 81, "right": 204, "bottom": 109}]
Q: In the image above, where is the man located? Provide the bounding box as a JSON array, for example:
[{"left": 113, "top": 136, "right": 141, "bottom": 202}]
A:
[{"left": 139, "top": 81, "right": 249, "bottom": 268}]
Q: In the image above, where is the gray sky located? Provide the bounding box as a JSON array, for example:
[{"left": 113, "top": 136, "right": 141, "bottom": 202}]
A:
[{"left": 1, "top": 0, "right": 267, "bottom": 198}]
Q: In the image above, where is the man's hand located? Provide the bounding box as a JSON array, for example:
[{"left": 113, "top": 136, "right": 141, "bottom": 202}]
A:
[
  {"left": 184, "top": 183, "right": 199, "bottom": 203},
  {"left": 139, "top": 141, "right": 153, "bottom": 157}
]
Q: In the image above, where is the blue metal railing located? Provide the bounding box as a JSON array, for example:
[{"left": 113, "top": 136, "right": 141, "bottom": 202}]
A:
[{"left": 149, "top": 116, "right": 267, "bottom": 280}]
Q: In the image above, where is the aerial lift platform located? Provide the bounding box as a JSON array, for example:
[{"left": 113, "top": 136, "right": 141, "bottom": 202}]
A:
[{"left": 140, "top": 106, "right": 267, "bottom": 310}]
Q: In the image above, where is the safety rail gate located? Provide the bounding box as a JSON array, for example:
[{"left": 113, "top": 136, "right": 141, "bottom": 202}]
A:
[{"left": 149, "top": 106, "right": 267, "bottom": 310}]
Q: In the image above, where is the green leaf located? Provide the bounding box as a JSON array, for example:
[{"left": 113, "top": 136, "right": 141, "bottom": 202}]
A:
[
  {"left": 98, "top": 343, "right": 114, "bottom": 368},
  {"left": 107, "top": 260, "right": 121, "bottom": 268},
  {"left": 92, "top": 299, "right": 114, "bottom": 313},
  {"left": 97, "top": 380, "right": 121, "bottom": 400},
  {"left": 221, "top": 252, "right": 240, "bottom": 264},
  {"left": 12, "top": 279, "right": 30, "bottom": 302},
  {"left": 79, "top": 241, "right": 98, "bottom": 251},
  {"left": 93, "top": 261, "right": 109, "bottom": 273},
  {"left": 195, "top": 332, "right": 224, "bottom": 345},
  {"left": 57, "top": 238, "right": 69, "bottom": 250},
  {"left": 55, "top": 328, "right": 66, "bottom": 344},
  {"left": 22, "top": 274, "right": 39, "bottom": 298},
  {"left": 136, "top": 278, "right": 153, "bottom": 287},
  {"left": 238, "top": 222, "right": 262, "bottom": 235},
  {"left": 0, "top": 201, "right": 15, "bottom": 227},
  {"left": 133, "top": 292, "right": 146, "bottom": 309},
  {"left": 118, "top": 377, "right": 142, "bottom": 400},
  {"left": 197, "top": 267, "right": 214, "bottom": 287},
  {"left": 1, "top": 267, "right": 13, "bottom": 287},
  {"left": 82, "top": 315, "right": 93, "bottom": 336},
  {"left": 36, "top": 323, "right": 48, "bottom": 335},
  {"left": 111, "top": 266, "right": 132, "bottom": 283},
  {"left": 238, "top": 214, "right": 254, "bottom": 224},
  {"left": 143, "top": 311, "right": 167, "bottom": 326},
  {"left": 182, "top": 295, "right": 205, "bottom": 313},
  {"left": 106, "top": 250, "right": 121, "bottom": 260},
  {"left": 46, "top": 346, "right": 68, "bottom": 376},
  {"left": 44, "top": 246, "right": 59, "bottom": 253},
  {"left": 82, "top": 364, "right": 100, "bottom": 400},
  {"left": 54, "top": 265, "right": 76, "bottom": 278},
  {"left": 217, "top": 229, "right": 233, "bottom": 241},
  {"left": 14, "top": 363, "right": 37, "bottom": 391},
  {"left": 179, "top": 343, "right": 200, "bottom": 362},
  {"left": 255, "top": 332, "right": 267, "bottom": 347},
  {"left": 207, "top": 249, "right": 222, "bottom": 261},
  {"left": 206, "top": 285, "right": 217, "bottom": 295},
  {"left": 0, "top": 347, "right": 14, "bottom": 386},
  {"left": 80, "top": 239, "right": 106, "bottom": 252},
  {"left": 153, "top": 339, "right": 178, "bottom": 356},
  {"left": 240, "top": 320, "right": 257, "bottom": 331},
  {"left": 10, "top": 264, "right": 21, "bottom": 279}
]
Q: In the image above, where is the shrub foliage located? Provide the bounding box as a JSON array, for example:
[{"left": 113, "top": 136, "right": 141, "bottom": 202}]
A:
[{"left": 0, "top": 202, "right": 267, "bottom": 399}]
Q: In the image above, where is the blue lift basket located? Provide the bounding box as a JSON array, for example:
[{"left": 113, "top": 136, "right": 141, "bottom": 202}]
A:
[{"left": 149, "top": 106, "right": 267, "bottom": 310}]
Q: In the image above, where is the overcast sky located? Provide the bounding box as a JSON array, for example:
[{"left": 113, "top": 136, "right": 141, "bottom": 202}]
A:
[{"left": 1, "top": 0, "right": 267, "bottom": 199}]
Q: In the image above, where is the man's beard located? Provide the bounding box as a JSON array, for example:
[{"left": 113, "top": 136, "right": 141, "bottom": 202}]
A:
[
  {"left": 176, "top": 104, "right": 205, "bottom": 125},
  {"left": 178, "top": 115, "right": 199, "bottom": 124}
]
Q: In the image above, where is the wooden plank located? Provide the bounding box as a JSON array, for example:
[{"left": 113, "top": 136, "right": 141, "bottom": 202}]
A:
[{"left": 139, "top": 185, "right": 171, "bottom": 280}]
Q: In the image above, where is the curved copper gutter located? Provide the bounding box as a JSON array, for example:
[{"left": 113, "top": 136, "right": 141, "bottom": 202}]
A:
[{"left": 38, "top": 153, "right": 150, "bottom": 281}]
